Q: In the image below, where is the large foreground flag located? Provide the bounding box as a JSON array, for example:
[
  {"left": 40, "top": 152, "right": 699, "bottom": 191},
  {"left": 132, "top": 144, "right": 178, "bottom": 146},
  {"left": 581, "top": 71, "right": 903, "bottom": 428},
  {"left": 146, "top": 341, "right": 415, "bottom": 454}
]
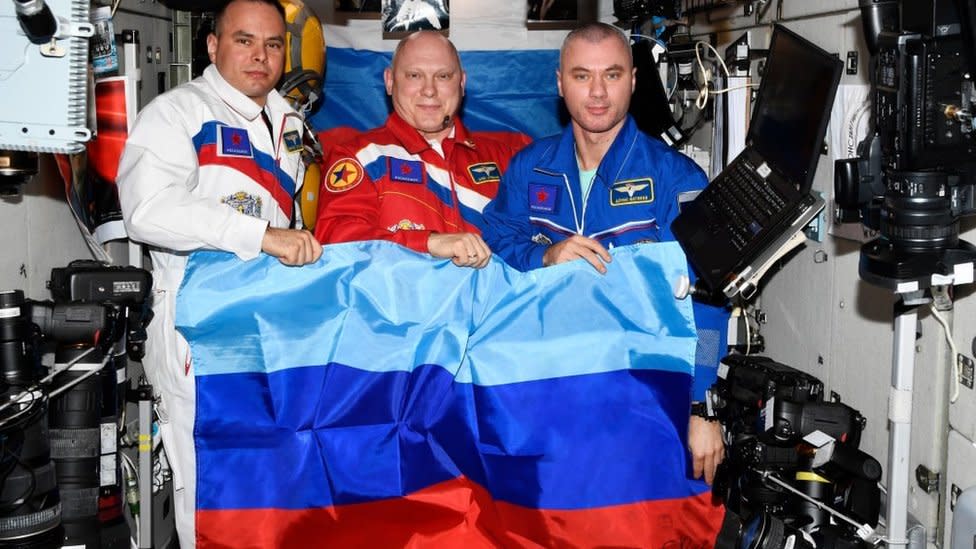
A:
[{"left": 177, "top": 241, "right": 726, "bottom": 548}]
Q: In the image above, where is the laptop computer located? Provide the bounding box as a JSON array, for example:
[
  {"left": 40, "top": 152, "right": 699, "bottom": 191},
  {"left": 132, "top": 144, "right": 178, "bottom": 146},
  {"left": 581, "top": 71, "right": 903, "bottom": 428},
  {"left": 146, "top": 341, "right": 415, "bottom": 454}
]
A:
[{"left": 672, "top": 25, "right": 842, "bottom": 299}]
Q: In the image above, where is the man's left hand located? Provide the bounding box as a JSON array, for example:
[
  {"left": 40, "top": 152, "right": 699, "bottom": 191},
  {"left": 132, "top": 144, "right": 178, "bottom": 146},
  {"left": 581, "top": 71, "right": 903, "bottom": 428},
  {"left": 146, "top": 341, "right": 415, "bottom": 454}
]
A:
[
  {"left": 427, "top": 232, "right": 492, "bottom": 269},
  {"left": 688, "top": 416, "right": 724, "bottom": 484}
]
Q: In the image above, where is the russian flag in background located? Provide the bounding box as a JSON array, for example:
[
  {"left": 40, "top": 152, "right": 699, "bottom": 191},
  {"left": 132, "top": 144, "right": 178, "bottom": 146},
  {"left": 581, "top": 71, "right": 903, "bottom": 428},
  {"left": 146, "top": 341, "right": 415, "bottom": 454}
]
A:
[
  {"left": 309, "top": 46, "right": 564, "bottom": 140},
  {"left": 309, "top": 15, "right": 568, "bottom": 149},
  {"left": 177, "top": 241, "right": 726, "bottom": 548}
]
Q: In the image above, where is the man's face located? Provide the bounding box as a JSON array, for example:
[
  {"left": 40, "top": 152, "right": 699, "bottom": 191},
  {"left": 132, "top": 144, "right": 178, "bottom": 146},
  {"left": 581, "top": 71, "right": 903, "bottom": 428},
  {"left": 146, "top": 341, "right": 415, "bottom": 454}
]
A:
[
  {"left": 207, "top": 0, "right": 286, "bottom": 107},
  {"left": 384, "top": 33, "right": 466, "bottom": 142},
  {"left": 557, "top": 35, "right": 636, "bottom": 137}
]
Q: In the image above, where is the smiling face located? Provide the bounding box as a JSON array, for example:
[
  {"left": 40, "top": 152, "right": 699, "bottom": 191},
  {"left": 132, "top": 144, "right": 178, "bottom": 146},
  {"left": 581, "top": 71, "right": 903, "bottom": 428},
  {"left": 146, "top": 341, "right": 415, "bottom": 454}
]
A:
[
  {"left": 384, "top": 32, "right": 466, "bottom": 143},
  {"left": 207, "top": 0, "right": 286, "bottom": 107},
  {"left": 557, "top": 33, "right": 636, "bottom": 140}
]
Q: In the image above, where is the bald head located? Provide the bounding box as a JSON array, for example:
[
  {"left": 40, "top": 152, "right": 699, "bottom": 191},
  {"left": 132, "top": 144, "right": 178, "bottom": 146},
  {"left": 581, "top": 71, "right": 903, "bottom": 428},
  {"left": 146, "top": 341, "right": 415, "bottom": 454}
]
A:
[
  {"left": 384, "top": 30, "right": 466, "bottom": 143},
  {"left": 560, "top": 22, "right": 633, "bottom": 70},
  {"left": 390, "top": 31, "right": 461, "bottom": 73}
]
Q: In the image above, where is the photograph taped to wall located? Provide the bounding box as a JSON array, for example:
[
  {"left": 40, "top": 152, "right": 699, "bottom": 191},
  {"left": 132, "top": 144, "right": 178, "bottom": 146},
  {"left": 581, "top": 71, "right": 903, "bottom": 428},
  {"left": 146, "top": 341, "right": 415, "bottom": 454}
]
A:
[
  {"left": 335, "top": 0, "right": 382, "bottom": 18},
  {"left": 527, "top": 0, "right": 594, "bottom": 29},
  {"left": 382, "top": 0, "right": 449, "bottom": 36}
]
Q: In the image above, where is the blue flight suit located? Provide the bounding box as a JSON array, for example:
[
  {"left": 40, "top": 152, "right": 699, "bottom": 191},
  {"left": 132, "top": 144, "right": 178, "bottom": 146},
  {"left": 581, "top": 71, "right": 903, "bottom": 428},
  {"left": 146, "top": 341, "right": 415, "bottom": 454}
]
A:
[{"left": 483, "top": 115, "right": 727, "bottom": 399}]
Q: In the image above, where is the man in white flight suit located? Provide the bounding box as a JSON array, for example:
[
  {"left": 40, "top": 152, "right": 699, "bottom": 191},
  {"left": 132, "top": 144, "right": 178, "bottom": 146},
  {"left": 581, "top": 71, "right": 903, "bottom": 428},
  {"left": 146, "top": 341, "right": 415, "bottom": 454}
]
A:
[{"left": 116, "top": 0, "right": 322, "bottom": 546}]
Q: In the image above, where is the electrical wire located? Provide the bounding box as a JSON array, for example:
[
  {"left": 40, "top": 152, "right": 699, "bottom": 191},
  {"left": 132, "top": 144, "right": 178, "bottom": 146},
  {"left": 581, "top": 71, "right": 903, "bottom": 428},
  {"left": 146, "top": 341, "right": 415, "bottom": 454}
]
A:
[
  {"left": 48, "top": 353, "right": 112, "bottom": 399},
  {"left": 666, "top": 61, "right": 678, "bottom": 99},
  {"left": 38, "top": 346, "right": 97, "bottom": 386},
  {"left": 120, "top": 450, "right": 140, "bottom": 549},
  {"left": 0, "top": 346, "right": 97, "bottom": 420},
  {"left": 694, "top": 40, "right": 728, "bottom": 110},
  {"left": 744, "top": 309, "right": 752, "bottom": 355},
  {"left": 630, "top": 33, "right": 668, "bottom": 50},
  {"left": 0, "top": 390, "right": 45, "bottom": 431},
  {"left": 693, "top": 40, "right": 758, "bottom": 111},
  {"left": 847, "top": 97, "right": 872, "bottom": 158},
  {"left": 629, "top": 32, "right": 679, "bottom": 99},
  {"left": 111, "top": 0, "right": 122, "bottom": 17},
  {"left": 929, "top": 304, "right": 961, "bottom": 403},
  {"left": 761, "top": 471, "right": 884, "bottom": 544}
]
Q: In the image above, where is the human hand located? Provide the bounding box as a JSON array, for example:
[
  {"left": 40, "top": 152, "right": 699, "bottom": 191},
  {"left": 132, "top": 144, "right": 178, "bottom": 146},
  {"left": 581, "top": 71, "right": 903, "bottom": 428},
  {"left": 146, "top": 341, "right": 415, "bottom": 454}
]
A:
[
  {"left": 261, "top": 227, "right": 323, "bottom": 266},
  {"left": 688, "top": 415, "right": 725, "bottom": 485},
  {"left": 427, "top": 232, "right": 491, "bottom": 269},
  {"left": 541, "top": 235, "right": 611, "bottom": 273}
]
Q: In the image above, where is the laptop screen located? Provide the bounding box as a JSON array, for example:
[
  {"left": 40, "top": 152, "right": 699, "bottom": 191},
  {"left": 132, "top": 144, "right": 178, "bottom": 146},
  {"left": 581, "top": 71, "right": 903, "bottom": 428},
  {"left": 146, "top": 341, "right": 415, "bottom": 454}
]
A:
[{"left": 748, "top": 26, "right": 842, "bottom": 189}]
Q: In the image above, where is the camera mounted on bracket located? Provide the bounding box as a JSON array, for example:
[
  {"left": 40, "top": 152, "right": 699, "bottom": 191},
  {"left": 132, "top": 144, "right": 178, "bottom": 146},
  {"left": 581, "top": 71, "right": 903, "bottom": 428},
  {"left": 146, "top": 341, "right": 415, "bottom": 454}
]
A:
[
  {"left": 709, "top": 355, "right": 882, "bottom": 549},
  {"left": 834, "top": 0, "right": 976, "bottom": 289},
  {"left": 35, "top": 260, "right": 152, "bottom": 360}
]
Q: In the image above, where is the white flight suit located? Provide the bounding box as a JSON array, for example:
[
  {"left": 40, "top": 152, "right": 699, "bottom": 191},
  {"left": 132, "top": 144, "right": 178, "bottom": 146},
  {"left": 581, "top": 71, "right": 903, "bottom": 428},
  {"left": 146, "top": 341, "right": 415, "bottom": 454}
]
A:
[{"left": 117, "top": 63, "right": 305, "bottom": 548}]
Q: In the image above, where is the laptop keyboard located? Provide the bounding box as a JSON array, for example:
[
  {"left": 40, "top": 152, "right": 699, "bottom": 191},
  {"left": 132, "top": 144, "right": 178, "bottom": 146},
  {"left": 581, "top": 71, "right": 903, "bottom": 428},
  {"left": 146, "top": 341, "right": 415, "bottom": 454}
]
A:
[{"left": 703, "top": 161, "right": 788, "bottom": 251}]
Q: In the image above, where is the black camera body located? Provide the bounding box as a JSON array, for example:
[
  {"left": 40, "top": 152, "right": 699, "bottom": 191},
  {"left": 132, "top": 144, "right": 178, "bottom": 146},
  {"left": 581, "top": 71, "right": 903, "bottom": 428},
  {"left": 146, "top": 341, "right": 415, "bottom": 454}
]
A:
[
  {"left": 33, "top": 261, "right": 152, "bottom": 361},
  {"left": 0, "top": 262, "right": 152, "bottom": 547},
  {"left": 835, "top": 0, "right": 976, "bottom": 286},
  {"left": 48, "top": 261, "right": 151, "bottom": 306},
  {"left": 710, "top": 355, "right": 880, "bottom": 549},
  {"left": 874, "top": 30, "right": 976, "bottom": 173}
]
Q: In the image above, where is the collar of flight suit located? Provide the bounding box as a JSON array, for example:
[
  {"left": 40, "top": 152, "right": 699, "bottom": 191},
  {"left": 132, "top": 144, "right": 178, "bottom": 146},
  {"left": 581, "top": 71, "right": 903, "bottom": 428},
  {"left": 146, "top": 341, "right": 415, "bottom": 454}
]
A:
[
  {"left": 534, "top": 114, "right": 641, "bottom": 189},
  {"left": 202, "top": 64, "right": 291, "bottom": 124},
  {"left": 385, "top": 112, "right": 477, "bottom": 158}
]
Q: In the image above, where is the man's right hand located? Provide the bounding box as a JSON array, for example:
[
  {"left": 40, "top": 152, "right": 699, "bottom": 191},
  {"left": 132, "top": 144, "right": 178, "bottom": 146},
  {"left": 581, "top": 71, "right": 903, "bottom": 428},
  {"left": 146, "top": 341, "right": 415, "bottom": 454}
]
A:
[
  {"left": 262, "top": 227, "right": 323, "bottom": 266},
  {"left": 542, "top": 235, "right": 611, "bottom": 273},
  {"left": 427, "top": 232, "right": 491, "bottom": 269}
]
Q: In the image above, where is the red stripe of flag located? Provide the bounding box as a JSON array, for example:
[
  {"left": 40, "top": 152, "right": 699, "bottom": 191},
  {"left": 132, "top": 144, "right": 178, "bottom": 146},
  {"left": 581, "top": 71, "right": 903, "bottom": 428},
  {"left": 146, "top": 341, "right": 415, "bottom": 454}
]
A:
[{"left": 197, "top": 476, "right": 725, "bottom": 549}]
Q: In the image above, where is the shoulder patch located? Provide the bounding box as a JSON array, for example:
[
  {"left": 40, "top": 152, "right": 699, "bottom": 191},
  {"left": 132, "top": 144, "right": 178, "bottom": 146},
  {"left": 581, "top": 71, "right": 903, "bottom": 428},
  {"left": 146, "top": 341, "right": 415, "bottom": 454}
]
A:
[
  {"left": 283, "top": 130, "right": 303, "bottom": 153},
  {"left": 610, "top": 178, "right": 654, "bottom": 206},
  {"left": 325, "top": 157, "right": 365, "bottom": 193},
  {"left": 467, "top": 162, "right": 501, "bottom": 184},
  {"left": 218, "top": 126, "right": 253, "bottom": 157}
]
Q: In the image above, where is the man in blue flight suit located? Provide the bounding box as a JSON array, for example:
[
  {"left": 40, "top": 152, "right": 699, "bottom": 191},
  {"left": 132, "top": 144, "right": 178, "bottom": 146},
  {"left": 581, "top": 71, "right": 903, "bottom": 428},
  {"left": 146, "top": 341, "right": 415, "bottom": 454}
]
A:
[{"left": 483, "top": 21, "right": 727, "bottom": 483}]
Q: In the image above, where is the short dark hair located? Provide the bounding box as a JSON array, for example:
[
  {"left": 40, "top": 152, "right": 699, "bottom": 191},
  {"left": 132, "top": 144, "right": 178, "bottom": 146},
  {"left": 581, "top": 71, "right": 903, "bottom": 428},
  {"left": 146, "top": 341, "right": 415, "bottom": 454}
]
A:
[
  {"left": 213, "top": 0, "right": 286, "bottom": 35},
  {"left": 560, "top": 22, "right": 633, "bottom": 68}
]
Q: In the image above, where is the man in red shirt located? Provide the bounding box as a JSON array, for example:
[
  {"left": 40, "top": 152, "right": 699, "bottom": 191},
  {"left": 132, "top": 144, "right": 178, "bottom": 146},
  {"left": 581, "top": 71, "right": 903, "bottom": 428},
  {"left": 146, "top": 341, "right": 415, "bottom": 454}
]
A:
[{"left": 314, "top": 31, "right": 522, "bottom": 268}]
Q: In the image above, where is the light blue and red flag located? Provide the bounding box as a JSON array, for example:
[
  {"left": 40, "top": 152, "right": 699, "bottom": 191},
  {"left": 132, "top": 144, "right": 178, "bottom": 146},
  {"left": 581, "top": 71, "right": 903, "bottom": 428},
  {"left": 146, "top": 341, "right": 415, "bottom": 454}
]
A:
[{"left": 177, "top": 241, "right": 726, "bottom": 548}]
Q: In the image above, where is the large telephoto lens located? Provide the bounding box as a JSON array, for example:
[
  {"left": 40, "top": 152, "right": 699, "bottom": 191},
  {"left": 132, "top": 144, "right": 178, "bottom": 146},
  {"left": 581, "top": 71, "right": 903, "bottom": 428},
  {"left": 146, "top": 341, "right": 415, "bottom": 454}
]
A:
[
  {"left": 0, "top": 290, "right": 63, "bottom": 547},
  {"left": 48, "top": 344, "right": 112, "bottom": 548}
]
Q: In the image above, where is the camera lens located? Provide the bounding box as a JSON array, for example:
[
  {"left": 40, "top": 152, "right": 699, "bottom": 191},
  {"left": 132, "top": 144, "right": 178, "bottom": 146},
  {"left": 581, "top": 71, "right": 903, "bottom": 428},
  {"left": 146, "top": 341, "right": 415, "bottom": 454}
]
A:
[
  {"left": 0, "top": 291, "right": 35, "bottom": 388},
  {"left": 48, "top": 345, "right": 114, "bottom": 548},
  {"left": 739, "top": 513, "right": 815, "bottom": 549},
  {"left": 881, "top": 170, "right": 959, "bottom": 252},
  {"left": 0, "top": 290, "right": 64, "bottom": 546}
]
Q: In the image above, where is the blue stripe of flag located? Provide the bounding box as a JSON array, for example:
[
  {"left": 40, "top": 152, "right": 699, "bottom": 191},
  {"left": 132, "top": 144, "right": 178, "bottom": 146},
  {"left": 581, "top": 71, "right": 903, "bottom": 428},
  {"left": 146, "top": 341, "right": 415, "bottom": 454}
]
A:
[{"left": 195, "top": 362, "right": 702, "bottom": 511}]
